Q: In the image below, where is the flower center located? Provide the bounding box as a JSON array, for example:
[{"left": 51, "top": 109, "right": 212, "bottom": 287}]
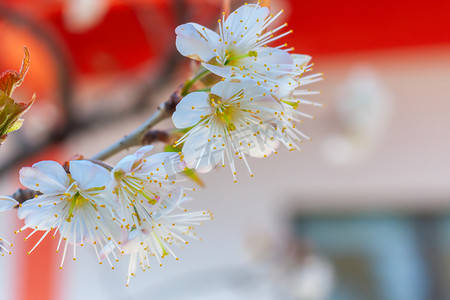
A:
[
  {"left": 67, "top": 192, "right": 89, "bottom": 222},
  {"left": 224, "top": 50, "right": 258, "bottom": 66},
  {"left": 210, "top": 95, "right": 236, "bottom": 131}
]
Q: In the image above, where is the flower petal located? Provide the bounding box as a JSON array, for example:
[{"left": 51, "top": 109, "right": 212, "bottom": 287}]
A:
[
  {"left": 243, "top": 85, "right": 283, "bottom": 111},
  {"left": 258, "top": 47, "right": 294, "bottom": 66},
  {"left": 70, "top": 160, "right": 112, "bottom": 190},
  {"left": 292, "top": 54, "right": 312, "bottom": 69},
  {"left": 238, "top": 47, "right": 294, "bottom": 82},
  {"left": 154, "top": 187, "right": 184, "bottom": 218},
  {"left": 210, "top": 79, "right": 256, "bottom": 101},
  {"left": 19, "top": 161, "right": 70, "bottom": 193},
  {"left": 175, "top": 23, "right": 220, "bottom": 62},
  {"left": 246, "top": 132, "right": 280, "bottom": 158},
  {"left": 224, "top": 4, "right": 269, "bottom": 45},
  {"left": 172, "top": 92, "right": 211, "bottom": 129},
  {"left": 137, "top": 152, "right": 185, "bottom": 177},
  {"left": 181, "top": 126, "right": 222, "bottom": 173},
  {"left": 202, "top": 63, "right": 233, "bottom": 78},
  {"left": 0, "top": 196, "right": 18, "bottom": 211},
  {"left": 18, "top": 196, "right": 59, "bottom": 229},
  {"left": 113, "top": 145, "right": 154, "bottom": 175}
]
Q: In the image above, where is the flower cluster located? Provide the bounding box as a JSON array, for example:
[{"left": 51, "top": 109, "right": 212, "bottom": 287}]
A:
[
  {"left": 16, "top": 146, "right": 211, "bottom": 285},
  {"left": 174, "top": 2, "right": 322, "bottom": 180}
]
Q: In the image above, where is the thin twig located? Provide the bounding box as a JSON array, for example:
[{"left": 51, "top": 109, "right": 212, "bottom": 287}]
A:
[
  {"left": 90, "top": 104, "right": 170, "bottom": 161},
  {"left": 142, "top": 130, "right": 170, "bottom": 145},
  {"left": 91, "top": 88, "right": 182, "bottom": 161}
]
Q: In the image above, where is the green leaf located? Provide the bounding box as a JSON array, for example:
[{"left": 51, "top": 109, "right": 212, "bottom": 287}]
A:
[{"left": 6, "top": 118, "right": 23, "bottom": 134}]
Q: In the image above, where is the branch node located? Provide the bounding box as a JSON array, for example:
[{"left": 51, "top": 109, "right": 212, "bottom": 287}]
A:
[
  {"left": 11, "top": 188, "right": 41, "bottom": 205},
  {"left": 142, "top": 130, "right": 170, "bottom": 145}
]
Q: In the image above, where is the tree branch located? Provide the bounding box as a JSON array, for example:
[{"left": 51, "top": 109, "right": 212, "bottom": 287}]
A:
[
  {"left": 11, "top": 188, "right": 41, "bottom": 205},
  {"left": 142, "top": 130, "right": 170, "bottom": 145},
  {"left": 90, "top": 88, "right": 181, "bottom": 161}
]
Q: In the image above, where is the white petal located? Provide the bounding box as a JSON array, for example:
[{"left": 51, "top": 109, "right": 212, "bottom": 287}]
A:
[
  {"left": 224, "top": 4, "right": 269, "bottom": 43},
  {"left": 239, "top": 47, "right": 293, "bottom": 75},
  {"left": 18, "top": 197, "right": 58, "bottom": 229},
  {"left": 175, "top": 23, "right": 220, "bottom": 62},
  {"left": 210, "top": 79, "right": 256, "bottom": 101},
  {"left": 19, "top": 161, "right": 70, "bottom": 193},
  {"left": 292, "top": 54, "right": 312, "bottom": 69},
  {"left": 120, "top": 229, "right": 143, "bottom": 255},
  {"left": 172, "top": 92, "right": 211, "bottom": 129},
  {"left": 137, "top": 152, "right": 185, "bottom": 177},
  {"left": 246, "top": 133, "right": 280, "bottom": 158},
  {"left": 274, "top": 77, "right": 296, "bottom": 98},
  {"left": 113, "top": 145, "right": 154, "bottom": 175},
  {"left": 0, "top": 196, "right": 18, "bottom": 211},
  {"left": 259, "top": 47, "right": 293, "bottom": 65},
  {"left": 70, "top": 160, "right": 112, "bottom": 190},
  {"left": 154, "top": 187, "right": 184, "bottom": 217},
  {"left": 133, "top": 145, "right": 154, "bottom": 158},
  {"left": 202, "top": 63, "right": 233, "bottom": 78},
  {"left": 181, "top": 127, "right": 222, "bottom": 173},
  {"left": 243, "top": 85, "right": 283, "bottom": 111}
]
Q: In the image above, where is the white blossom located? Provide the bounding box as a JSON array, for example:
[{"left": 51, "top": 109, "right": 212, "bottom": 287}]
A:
[
  {"left": 101, "top": 188, "right": 211, "bottom": 286},
  {"left": 173, "top": 79, "right": 283, "bottom": 180},
  {"left": 18, "top": 160, "right": 121, "bottom": 268},
  {"left": 175, "top": 2, "right": 302, "bottom": 90},
  {"left": 0, "top": 196, "right": 18, "bottom": 255},
  {"left": 110, "top": 145, "right": 185, "bottom": 230}
]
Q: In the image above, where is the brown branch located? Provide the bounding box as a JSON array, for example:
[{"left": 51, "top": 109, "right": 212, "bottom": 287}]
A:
[
  {"left": 11, "top": 188, "right": 40, "bottom": 205},
  {"left": 142, "top": 130, "right": 170, "bottom": 145},
  {"left": 90, "top": 88, "right": 182, "bottom": 161}
]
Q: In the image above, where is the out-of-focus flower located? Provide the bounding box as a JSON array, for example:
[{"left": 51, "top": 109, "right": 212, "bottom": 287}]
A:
[
  {"left": 288, "top": 255, "right": 334, "bottom": 300},
  {"left": 110, "top": 145, "right": 185, "bottom": 230},
  {"left": 63, "top": 0, "right": 109, "bottom": 33},
  {"left": 0, "top": 196, "right": 19, "bottom": 255},
  {"left": 18, "top": 160, "right": 121, "bottom": 268},
  {"left": 173, "top": 79, "right": 282, "bottom": 179},
  {"left": 322, "top": 67, "right": 392, "bottom": 164},
  {"left": 176, "top": 3, "right": 300, "bottom": 90},
  {"left": 0, "top": 47, "right": 35, "bottom": 145},
  {"left": 102, "top": 194, "right": 211, "bottom": 286}
]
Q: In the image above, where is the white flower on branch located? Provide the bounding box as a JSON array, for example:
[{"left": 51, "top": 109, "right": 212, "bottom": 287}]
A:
[
  {"left": 101, "top": 193, "right": 212, "bottom": 286},
  {"left": 173, "top": 79, "right": 283, "bottom": 180},
  {"left": 176, "top": 2, "right": 304, "bottom": 90},
  {"left": 17, "top": 160, "right": 122, "bottom": 269},
  {"left": 0, "top": 196, "right": 18, "bottom": 255},
  {"left": 110, "top": 145, "right": 186, "bottom": 230}
]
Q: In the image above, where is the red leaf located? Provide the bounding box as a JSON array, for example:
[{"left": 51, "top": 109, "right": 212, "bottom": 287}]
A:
[{"left": 0, "top": 47, "right": 30, "bottom": 97}]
